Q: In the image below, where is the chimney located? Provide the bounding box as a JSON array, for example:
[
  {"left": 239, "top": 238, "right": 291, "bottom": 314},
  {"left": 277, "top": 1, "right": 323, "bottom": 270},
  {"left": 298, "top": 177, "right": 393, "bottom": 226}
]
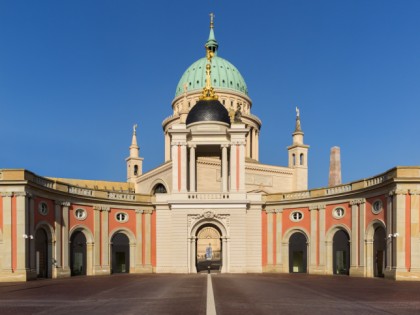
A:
[{"left": 329, "top": 146, "right": 342, "bottom": 187}]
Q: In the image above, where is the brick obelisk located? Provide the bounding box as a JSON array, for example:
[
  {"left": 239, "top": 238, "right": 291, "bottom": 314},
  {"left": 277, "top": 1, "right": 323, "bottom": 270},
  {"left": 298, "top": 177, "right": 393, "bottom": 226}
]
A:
[{"left": 328, "top": 146, "right": 342, "bottom": 186}]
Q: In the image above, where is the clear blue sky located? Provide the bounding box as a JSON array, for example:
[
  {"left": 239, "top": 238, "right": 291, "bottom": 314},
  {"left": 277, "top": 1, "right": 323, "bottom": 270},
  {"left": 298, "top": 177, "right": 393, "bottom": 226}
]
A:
[{"left": 1, "top": 0, "right": 419, "bottom": 189}]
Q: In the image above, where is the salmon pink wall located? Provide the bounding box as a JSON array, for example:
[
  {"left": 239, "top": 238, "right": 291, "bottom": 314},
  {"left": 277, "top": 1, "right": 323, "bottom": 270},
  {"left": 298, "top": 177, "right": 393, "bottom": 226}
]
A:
[
  {"left": 325, "top": 202, "right": 351, "bottom": 233},
  {"left": 282, "top": 207, "right": 310, "bottom": 238},
  {"left": 34, "top": 197, "right": 55, "bottom": 228},
  {"left": 109, "top": 208, "right": 136, "bottom": 237},
  {"left": 365, "top": 195, "right": 387, "bottom": 228},
  {"left": 69, "top": 204, "right": 94, "bottom": 234},
  {"left": 262, "top": 210, "right": 267, "bottom": 267},
  {"left": 151, "top": 211, "right": 156, "bottom": 267}
]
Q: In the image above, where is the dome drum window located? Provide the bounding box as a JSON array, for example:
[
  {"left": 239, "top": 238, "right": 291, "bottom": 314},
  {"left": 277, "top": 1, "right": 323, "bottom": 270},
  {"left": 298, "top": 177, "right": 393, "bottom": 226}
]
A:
[
  {"left": 290, "top": 211, "right": 304, "bottom": 222},
  {"left": 115, "top": 212, "right": 129, "bottom": 223},
  {"left": 38, "top": 202, "right": 48, "bottom": 216},
  {"left": 372, "top": 200, "right": 383, "bottom": 214},
  {"left": 332, "top": 207, "right": 345, "bottom": 219},
  {"left": 74, "top": 208, "right": 87, "bottom": 221}
]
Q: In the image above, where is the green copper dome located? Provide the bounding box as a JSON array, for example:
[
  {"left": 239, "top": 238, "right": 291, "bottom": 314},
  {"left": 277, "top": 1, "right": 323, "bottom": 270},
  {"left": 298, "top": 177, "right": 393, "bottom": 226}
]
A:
[
  {"left": 175, "top": 56, "right": 248, "bottom": 97},
  {"left": 175, "top": 18, "right": 248, "bottom": 98}
]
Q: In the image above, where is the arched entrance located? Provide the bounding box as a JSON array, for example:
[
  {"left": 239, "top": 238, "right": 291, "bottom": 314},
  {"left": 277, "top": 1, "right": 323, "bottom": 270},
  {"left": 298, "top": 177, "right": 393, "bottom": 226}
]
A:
[
  {"left": 35, "top": 228, "right": 49, "bottom": 278},
  {"left": 196, "top": 225, "right": 222, "bottom": 272},
  {"left": 373, "top": 226, "right": 386, "bottom": 277},
  {"left": 333, "top": 230, "right": 350, "bottom": 275},
  {"left": 70, "top": 231, "right": 87, "bottom": 276},
  {"left": 111, "top": 233, "right": 130, "bottom": 274},
  {"left": 289, "top": 232, "right": 307, "bottom": 273}
]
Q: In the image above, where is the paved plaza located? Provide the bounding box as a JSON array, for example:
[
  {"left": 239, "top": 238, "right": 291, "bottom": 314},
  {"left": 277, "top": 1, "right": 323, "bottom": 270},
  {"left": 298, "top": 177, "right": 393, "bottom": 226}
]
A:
[{"left": 0, "top": 274, "right": 419, "bottom": 315}]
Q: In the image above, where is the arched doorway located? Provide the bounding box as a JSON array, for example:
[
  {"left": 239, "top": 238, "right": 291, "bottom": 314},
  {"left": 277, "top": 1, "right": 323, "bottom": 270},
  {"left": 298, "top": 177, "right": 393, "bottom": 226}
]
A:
[
  {"left": 333, "top": 230, "right": 350, "bottom": 275},
  {"left": 35, "top": 228, "right": 49, "bottom": 278},
  {"left": 373, "top": 226, "right": 386, "bottom": 277},
  {"left": 111, "top": 233, "right": 130, "bottom": 274},
  {"left": 70, "top": 231, "right": 87, "bottom": 276},
  {"left": 196, "top": 225, "right": 222, "bottom": 272},
  {"left": 289, "top": 232, "right": 307, "bottom": 273}
]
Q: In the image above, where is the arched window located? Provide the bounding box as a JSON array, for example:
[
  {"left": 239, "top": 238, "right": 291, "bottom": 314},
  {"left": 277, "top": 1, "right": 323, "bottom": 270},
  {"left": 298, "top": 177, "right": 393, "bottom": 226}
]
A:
[
  {"left": 134, "top": 165, "right": 138, "bottom": 176},
  {"left": 292, "top": 154, "right": 296, "bottom": 166},
  {"left": 153, "top": 183, "right": 167, "bottom": 194},
  {"left": 300, "top": 153, "right": 304, "bottom": 166}
]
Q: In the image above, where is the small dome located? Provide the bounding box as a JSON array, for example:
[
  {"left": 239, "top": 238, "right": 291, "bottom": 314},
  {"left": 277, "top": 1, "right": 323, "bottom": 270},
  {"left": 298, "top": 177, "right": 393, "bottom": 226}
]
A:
[{"left": 186, "top": 99, "right": 230, "bottom": 126}]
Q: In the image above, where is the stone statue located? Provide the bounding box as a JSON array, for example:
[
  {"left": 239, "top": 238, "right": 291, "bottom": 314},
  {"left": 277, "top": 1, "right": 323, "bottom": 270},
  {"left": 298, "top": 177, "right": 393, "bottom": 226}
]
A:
[
  {"left": 296, "top": 106, "right": 300, "bottom": 117},
  {"left": 234, "top": 104, "right": 242, "bottom": 123},
  {"left": 133, "top": 124, "right": 138, "bottom": 134}
]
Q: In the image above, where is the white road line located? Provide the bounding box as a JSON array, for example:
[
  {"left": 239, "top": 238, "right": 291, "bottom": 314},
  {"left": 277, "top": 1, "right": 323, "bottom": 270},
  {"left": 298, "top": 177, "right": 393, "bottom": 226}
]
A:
[{"left": 206, "top": 274, "right": 217, "bottom": 315}]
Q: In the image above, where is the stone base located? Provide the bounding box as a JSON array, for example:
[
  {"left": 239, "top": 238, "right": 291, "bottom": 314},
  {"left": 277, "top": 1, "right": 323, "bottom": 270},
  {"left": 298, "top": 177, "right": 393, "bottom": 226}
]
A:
[
  {"left": 263, "top": 264, "right": 283, "bottom": 273},
  {"left": 309, "top": 266, "right": 326, "bottom": 275},
  {"left": 94, "top": 266, "right": 111, "bottom": 276},
  {"left": 53, "top": 267, "right": 71, "bottom": 278},
  {"left": 350, "top": 266, "right": 366, "bottom": 277},
  {"left": 133, "top": 265, "right": 154, "bottom": 273},
  {"left": 0, "top": 269, "right": 28, "bottom": 282}
]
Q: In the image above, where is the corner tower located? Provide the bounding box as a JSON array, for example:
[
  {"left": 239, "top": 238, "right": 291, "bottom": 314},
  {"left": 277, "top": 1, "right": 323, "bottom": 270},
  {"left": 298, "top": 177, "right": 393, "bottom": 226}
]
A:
[
  {"left": 287, "top": 107, "right": 309, "bottom": 190},
  {"left": 126, "top": 124, "right": 144, "bottom": 184}
]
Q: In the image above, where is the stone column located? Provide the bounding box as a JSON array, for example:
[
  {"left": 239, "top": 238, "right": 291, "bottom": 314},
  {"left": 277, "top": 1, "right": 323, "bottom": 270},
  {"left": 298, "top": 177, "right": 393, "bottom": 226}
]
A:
[
  {"left": 189, "top": 144, "right": 196, "bottom": 192},
  {"left": 386, "top": 194, "right": 393, "bottom": 271},
  {"left": 180, "top": 144, "right": 187, "bottom": 192},
  {"left": 171, "top": 144, "right": 179, "bottom": 192},
  {"left": 318, "top": 205, "right": 326, "bottom": 269},
  {"left": 394, "top": 189, "right": 407, "bottom": 272},
  {"left": 350, "top": 200, "right": 359, "bottom": 272},
  {"left": 222, "top": 237, "right": 228, "bottom": 273},
  {"left": 93, "top": 206, "right": 101, "bottom": 272},
  {"left": 101, "top": 208, "right": 110, "bottom": 272},
  {"left": 15, "top": 192, "right": 28, "bottom": 273},
  {"left": 246, "top": 129, "right": 251, "bottom": 158},
  {"left": 1, "top": 192, "right": 13, "bottom": 272},
  {"left": 309, "top": 206, "right": 318, "bottom": 272},
  {"left": 86, "top": 242, "right": 94, "bottom": 275},
  {"left": 61, "top": 201, "right": 70, "bottom": 273},
  {"left": 238, "top": 142, "right": 246, "bottom": 191},
  {"left": 266, "top": 210, "right": 274, "bottom": 267},
  {"left": 221, "top": 145, "right": 228, "bottom": 192},
  {"left": 359, "top": 200, "right": 366, "bottom": 270},
  {"left": 275, "top": 208, "right": 283, "bottom": 269},
  {"left": 410, "top": 191, "right": 420, "bottom": 271},
  {"left": 54, "top": 201, "right": 62, "bottom": 277},
  {"left": 189, "top": 237, "right": 196, "bottom": 273},
  {"left": 144, "top": 210, "right": 152, "bottom": 266},
  {"left": 255, "top": 130, "right": 259, "bottom": 161},
  {"left": 165, "top": 132, "right": 170, "bottom": 162},
  {"left": 135, "top": 209, "right": 143, "bottom": 271},
  {"left": 28, "top": 196, "right": 35, "bottom": 275},
  {"left": 230, "top": 144, "right": 237, "bottom": 191}
]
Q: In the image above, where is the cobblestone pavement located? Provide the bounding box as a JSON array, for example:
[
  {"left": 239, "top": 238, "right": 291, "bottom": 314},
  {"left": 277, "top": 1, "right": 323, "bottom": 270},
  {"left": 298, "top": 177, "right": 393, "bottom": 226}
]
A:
[{"left": 0, "top": 273, "right": 419, "bottom": 315}]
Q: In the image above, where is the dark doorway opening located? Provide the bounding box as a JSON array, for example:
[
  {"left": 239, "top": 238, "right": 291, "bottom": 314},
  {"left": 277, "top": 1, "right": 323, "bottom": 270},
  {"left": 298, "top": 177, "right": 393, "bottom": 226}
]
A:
[
  {"left": 333, "top": 230, "right": 350, "bottom": 275},
  {"left": 111, "top": 233, "right": 130, "bottom": 273},
  {"left": 70, "top": 231, "right": 87, "bottom": 276},
  {"left": 196, "top": 225, "right": 222, "bottom": 273},
  {"left": 289, "top": 232, "right": 307, "bottom": 273},
  {"left": 374, "top": 226, "right": 386, "bottom": 277},
  {"left": 35, "top": 228, "right": 49, "bottom": 278}
]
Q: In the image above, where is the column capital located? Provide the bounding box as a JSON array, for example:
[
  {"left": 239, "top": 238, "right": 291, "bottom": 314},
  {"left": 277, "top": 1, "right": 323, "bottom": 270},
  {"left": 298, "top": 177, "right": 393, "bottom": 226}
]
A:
[
  {"left": 265, "top": 208, "right": 275, "bottom": 214},
  {"left": 93, "top": 205, "right": 111, "bottom": 212},
  {"left": 231, "top": 140, "right": 246, "bottom": 146},
  {"left": 350, "top": 199, "right": 366, "bottom": 206},
  {"left": 188, "top": 144, "right": 197, "bottom": 149},
  {"left": 221, "top": 144, "right": 230, "bottom": 149},
  {"left": 172, "top": 141, "right": 187, "bottom": 146},
  {"left": 309, "top": 204, "right": 326, "bottom": 211},
  {"left": 275, "top": 208, "right": 283, "bottom": 214},
  {"left": 409, "top": 190, "right": 420, "bottom": 195},
  {"left": 135, "top": 209, "right": 144, "bottom": 214},
  {"left": 1, "top": 192, "right": 13, "bottom": 197},
  {"left": 390, "top": 188, "right": 408, "bottom": 196},
  {"left": 143, "top": 209, "right": 153, "bottom": 214},
  {"left": 14, "top": 191, "right": 28, "bottom": 197}
]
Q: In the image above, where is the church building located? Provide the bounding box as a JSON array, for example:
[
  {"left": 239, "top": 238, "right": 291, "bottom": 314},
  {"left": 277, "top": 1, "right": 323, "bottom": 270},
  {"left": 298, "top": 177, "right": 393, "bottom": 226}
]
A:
[{"left": 1, "top": 15, "right": 419, "bottom": 281}]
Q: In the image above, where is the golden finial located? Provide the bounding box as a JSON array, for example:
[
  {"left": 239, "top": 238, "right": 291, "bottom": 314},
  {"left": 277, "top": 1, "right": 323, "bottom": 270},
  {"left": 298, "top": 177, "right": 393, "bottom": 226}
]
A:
[
  {"left": 199, "top": 46, "right": 218, "bottom": 100},
  {"left": 210, "top": 12, "right": 215, "bottom": 29}
]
